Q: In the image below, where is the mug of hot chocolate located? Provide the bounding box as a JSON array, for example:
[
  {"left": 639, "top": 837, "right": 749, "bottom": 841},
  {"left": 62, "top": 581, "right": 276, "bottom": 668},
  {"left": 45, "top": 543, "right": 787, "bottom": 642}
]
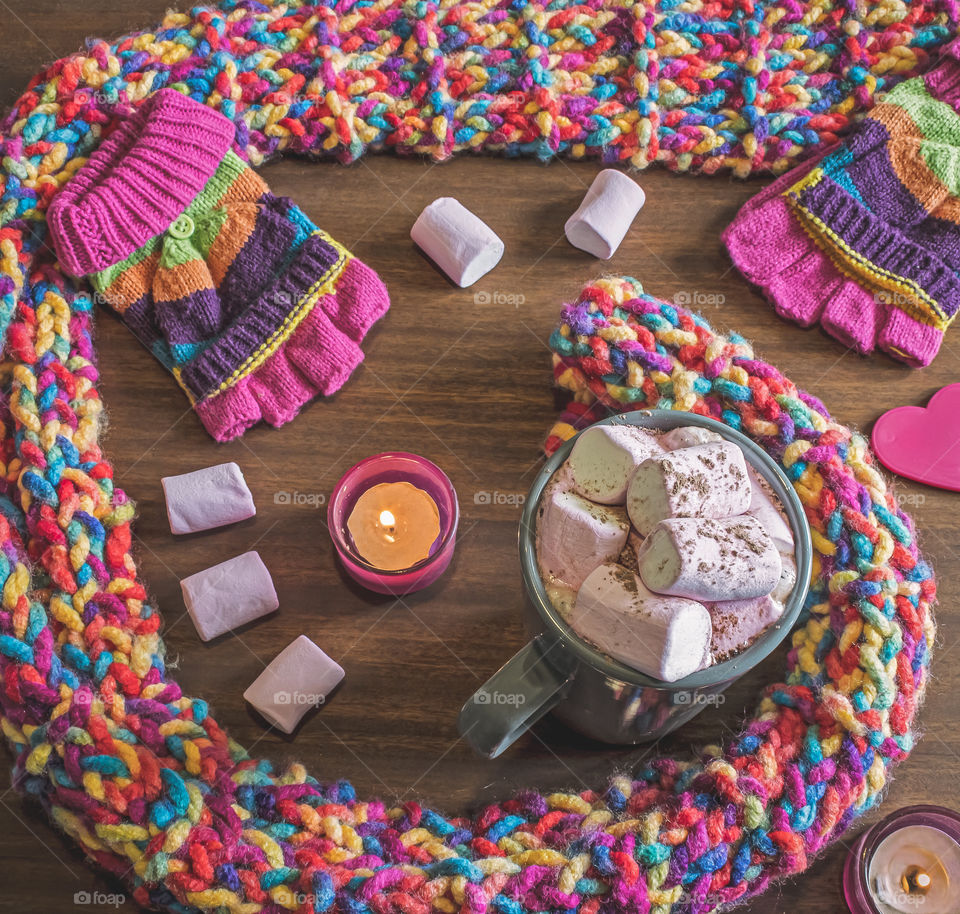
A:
[{"left": 458, "top": 411, "right": 812, "bottom": 758}]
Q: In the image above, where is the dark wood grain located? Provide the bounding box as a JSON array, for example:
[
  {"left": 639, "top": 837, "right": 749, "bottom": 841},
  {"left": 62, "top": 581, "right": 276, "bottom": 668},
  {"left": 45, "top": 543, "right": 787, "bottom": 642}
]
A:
[{"left": 1, "top": 5, "right": 957, "bottom": 913}]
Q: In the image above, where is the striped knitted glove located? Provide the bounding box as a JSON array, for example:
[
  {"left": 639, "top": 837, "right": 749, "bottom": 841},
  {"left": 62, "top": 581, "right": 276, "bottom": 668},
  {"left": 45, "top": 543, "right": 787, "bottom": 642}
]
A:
[
  {"left": 48, "top": 89, "right": 389, "bottom": 441},
  {"left": 725, "top": 40, "right": 960, "bottom": 367}
]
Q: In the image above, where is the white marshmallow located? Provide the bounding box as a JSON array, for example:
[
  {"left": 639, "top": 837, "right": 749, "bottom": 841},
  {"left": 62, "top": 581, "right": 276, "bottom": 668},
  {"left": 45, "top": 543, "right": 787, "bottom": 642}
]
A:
[
  {"left": 698, "top": 641, "right": 714, "bottom": 672},
  {"left": 180, "top": 551, "right": 278, "bottom": 641},
  {"left": 568, "top": 425, "right": 664, "bottom": 505},
  {"left": 626, "top": 441, "right": 751, "bottom": 536},
  {"left": 659, "top": 425, "right": 724, "bottom": 450},
  {"left": 410, "top": 197, "right": 504, "bottom": 288},
  {"left": 772, "top": 551, "right": 798, "bottom": 603},
  {"left": 537, "top": 489, "right": 629, "bottom": 589},
  {"left": 570, "top": 563, "right": 711, "bottom": 682},
  {"left": 746, "top": 466, "right": 795, "bottom": 553},
  {"left": 637, "top": 515, "right": 781, "bottom": 602},
  {"left": 162, "top": 462, "right": 256, "bottom": 535},
  {"left": 244, "top": 635, "right": 345, "bottom": 734},
  {"left": 709, "top": 595, "right": 784, "bottom": 660},
  {"left": 564, "top": 170, "right": 645, "bottom": 259}
]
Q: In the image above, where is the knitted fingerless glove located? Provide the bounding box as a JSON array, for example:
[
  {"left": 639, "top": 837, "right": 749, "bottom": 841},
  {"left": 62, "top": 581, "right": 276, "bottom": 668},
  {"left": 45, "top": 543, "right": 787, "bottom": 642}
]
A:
[
  {"left": 724, "top": 40, "right": 960, "bottom": 368},
  {"left": 48, "top": 89, "right": 389, "bottom": 441}
]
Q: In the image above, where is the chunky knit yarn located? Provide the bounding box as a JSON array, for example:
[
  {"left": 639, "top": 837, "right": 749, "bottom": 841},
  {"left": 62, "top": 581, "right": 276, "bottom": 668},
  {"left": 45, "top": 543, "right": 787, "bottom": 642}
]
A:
[
  {"left": 0, "top": 256, "right": 936, "bottom": 913},
  {"left": 725, "top": 38, "right": 960, "bottom": 367},
  {"left": 0, "top": 2, "right": 942, "bottom": 913},
  {"left": 0, "top": 0, "right": 957, "bottom": 202}
]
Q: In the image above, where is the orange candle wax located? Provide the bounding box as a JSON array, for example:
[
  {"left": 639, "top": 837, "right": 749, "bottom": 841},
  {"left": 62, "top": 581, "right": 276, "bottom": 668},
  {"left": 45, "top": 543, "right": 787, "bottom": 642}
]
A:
[{"left": 347, "top": 481, "right": 441, "bottom": 571}]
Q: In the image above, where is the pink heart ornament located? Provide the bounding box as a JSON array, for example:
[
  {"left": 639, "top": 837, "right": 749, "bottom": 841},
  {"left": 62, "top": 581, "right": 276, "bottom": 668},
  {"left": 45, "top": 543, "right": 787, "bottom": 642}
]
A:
[{"left": 871, "top": 383, "right": 960, "bottom": 492}]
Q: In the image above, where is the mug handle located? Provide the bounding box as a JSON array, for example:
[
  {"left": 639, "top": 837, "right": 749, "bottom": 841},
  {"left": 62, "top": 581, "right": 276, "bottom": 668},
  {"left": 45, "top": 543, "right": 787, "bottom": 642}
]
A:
[{"left": 458, "top": 636, "right": 574, "bottom": 758}]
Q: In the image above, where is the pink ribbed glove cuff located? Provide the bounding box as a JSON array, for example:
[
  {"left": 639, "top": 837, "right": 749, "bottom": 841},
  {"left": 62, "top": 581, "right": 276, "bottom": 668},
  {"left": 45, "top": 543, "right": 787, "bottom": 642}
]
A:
[
  {"left": 47, "top": 89, "right": 236, "bottom": 276},
  {"left": 925, "top": 37, "right": 960, "bottom": 109}
]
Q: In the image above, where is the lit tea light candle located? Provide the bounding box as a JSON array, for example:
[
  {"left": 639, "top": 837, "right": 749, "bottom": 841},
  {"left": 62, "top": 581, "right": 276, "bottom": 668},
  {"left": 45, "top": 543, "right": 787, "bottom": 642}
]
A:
[
  {"left": 900, "top": 865, "right": 931, "bottom": 896},
  {"left": 845, "top": 806, "right": 960, "bottom": 914},
  {"left": 346, "top": 481, "right": 441, "bottom": 571},
  {"left": 328, "top": 453, "right": 459, "bottom": 595}
]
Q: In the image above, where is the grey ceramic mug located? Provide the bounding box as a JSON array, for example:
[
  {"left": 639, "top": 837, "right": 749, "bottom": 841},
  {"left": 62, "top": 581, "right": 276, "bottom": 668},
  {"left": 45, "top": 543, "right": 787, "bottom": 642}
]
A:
[{"left": 458, "top": 410, "right": 813, "bottom": 759}]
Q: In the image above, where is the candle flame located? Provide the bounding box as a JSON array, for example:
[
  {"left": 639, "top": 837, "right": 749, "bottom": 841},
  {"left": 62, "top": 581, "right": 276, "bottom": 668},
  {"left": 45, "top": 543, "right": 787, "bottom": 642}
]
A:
[
  {"left": 901, "top": 865, "right": 933, "bottom": 897},
  {"left": 379, "top": 510, "right": 396, "bottom": 529}
]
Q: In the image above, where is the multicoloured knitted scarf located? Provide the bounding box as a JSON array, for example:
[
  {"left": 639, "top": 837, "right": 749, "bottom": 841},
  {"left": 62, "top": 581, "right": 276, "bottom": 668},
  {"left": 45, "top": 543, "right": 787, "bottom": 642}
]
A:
[{"left": 0, "top": 2, "right": 941, "bottom": 913}]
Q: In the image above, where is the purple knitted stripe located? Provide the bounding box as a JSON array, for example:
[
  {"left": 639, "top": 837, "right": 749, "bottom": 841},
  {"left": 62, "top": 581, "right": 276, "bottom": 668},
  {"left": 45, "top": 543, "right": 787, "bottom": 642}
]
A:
[
  {"left": 156, "top": 286, "right": 225, "bottom": 346},
  {"left": 121, "top": 297, "right": 164, "bottom": 354},
  {"left": 215, "top": 195, "right": 325, "bottom": 322},
  {"left": 793, "top": 175, "right": 960, "bottom": 321},
  {"left": 908, "top": 213, "right": 960, "bottom": 270},
  {"left": 839, "top": 117, "right": 960, "bottom": 256},
  {"left": 836, "top": 121, "right": 960, "bottom": 268},
  {"left": 840, "top": 120, "right": 932, "bottom": 225},
  {"left": 181, "top": 229, "right": 346, "bottom": 398}
]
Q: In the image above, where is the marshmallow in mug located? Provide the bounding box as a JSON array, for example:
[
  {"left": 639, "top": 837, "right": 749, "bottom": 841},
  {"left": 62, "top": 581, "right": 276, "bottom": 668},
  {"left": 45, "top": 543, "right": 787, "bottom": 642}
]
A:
[
  {"left": 772, "top": 551, "right": 798, "bottom": 604},
  {"left": 180, "top": 551, "right": 278, "bottom": 641},
  {"left": 626, "top": 441, "right": 752, "bottom": 536},
  {"left": 659, "top": 425, "right": 724, "bottom": 450},
  {"left": 571, "top": 563, "right": 711, "bottom": 682},
  {"left": 708, "top": 595, "right": 784, "bottom": 660},
  {"left": 244, "top": 635, "right": 345, "bottom": 734},
  {"left": 564, "top": 170, "right": 646, "bottom": 259},
  {"left": 661, "top": 426, "right": 794, "bottom": 549},
  {"left": 637, "top": 514, "right": 781, "bottom": 602},
  {"left": 538, "top": 489, "right": 629, "bottom": 589},
  {"left": 410, "top": 197, "right": 504, "bottom": 288},
  {"left": 162, "top": 461, "right": 256, "bottom": 535},
  {"left": 658, "top": 424, "right": 796, "bottom": 573},
  {"left": 699, "top": 642, "right": 714, "bottom": 673},
  {"left": 746, "top": 465, "right": 795, "bottom": 553},
  {"left": 567, "top": 425, "right": 664, "bottom": 505}
]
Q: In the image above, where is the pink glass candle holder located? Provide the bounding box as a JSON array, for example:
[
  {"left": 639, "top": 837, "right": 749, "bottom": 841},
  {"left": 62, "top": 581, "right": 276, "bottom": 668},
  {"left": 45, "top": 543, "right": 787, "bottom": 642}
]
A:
[
  {"left": 328, "top": 452, "right": 459, "bottom": 595},
  {"left": 844, "top": 805, "right": 960, "bottom": 914}
]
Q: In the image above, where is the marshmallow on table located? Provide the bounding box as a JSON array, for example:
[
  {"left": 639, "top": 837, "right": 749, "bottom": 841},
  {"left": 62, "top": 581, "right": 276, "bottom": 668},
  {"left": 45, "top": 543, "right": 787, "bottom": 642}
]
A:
[
  {"left": 709, "top": 595, "right": 784, "bottom": 660},
  {"left": 746, "top": 465, "right": 795, "bottom": 553},
  {"left": 244, "top": 635, "right": 345, "bottom": 734},
  {"left": 568, "top": 425, "right": 664, "bottom": 505},
  {"left": 181, "top": 551, "right": 278, "bottom": 641},
  {"left": 411, "top": 197, "right": 504, "bottom": 288},
  {"left": 162, "top": 462, "right": 255, "bottom": 535},
  {"left": 564, "top": 170, "right": 645, "bottom": 259},
  {"left": 659, "top": 425, "right": 724, "bottom": 450},
  {"left": 538, "top": 489, "right": 629, "bottom": 589},
  {"left": 637, "top": 514, "right": 781, "bottom": 602},
  {"left": 570, "top": 563, "right": 711, "bottom": 682},
  {"left": 626, "top": 441, "right": 751, "bottom": 536}
]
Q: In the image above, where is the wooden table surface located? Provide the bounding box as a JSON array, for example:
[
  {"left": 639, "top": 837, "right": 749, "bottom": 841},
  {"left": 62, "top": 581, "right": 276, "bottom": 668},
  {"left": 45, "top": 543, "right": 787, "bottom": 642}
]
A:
[{"left": 2, "top": 5, "right": 959, "bottom": 913}]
